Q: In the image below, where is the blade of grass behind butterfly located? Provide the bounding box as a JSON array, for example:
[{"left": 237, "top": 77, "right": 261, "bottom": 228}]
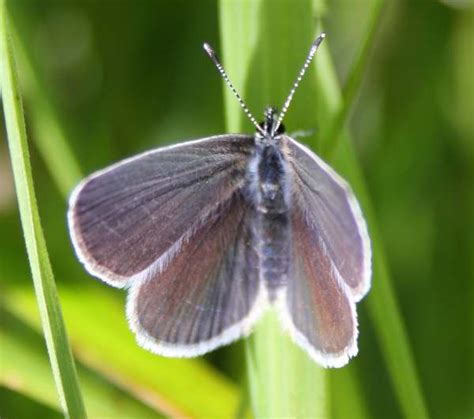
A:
[
  {"left": 5, "top": 282, "right": 241, "bottom": 418},
  {"left": 312, "top": 1, "right": 382, "bottom": 417},
  {"left": 219, "top": 1, "right": 327, "bottom": 418},
  {"left": 0, "top": 386, "right": 62, "bottom": 419},
  {"left": 320, "top": 0, "right": 384, "bottom": 156},
  {"left": 312, "top": 2, "right": 430, "bottom": 418},
  {"left": 0, "top": 2, "right": 87, "bottom": 417}
]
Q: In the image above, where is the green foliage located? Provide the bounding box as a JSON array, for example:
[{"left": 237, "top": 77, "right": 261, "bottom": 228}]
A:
[{"left": 1, "top": 0, "right": 472, "bottom": 418}]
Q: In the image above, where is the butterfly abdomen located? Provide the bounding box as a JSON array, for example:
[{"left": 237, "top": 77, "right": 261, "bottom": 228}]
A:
[{"left": 259, "top": 212, "right": 290, "bottom": 295}]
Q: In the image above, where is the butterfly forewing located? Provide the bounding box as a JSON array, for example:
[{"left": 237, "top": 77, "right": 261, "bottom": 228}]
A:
[
  {"left": 68, "top": 134, "right": 254, "bottom": 287},
  {"left": 127, "top": 191, "right": 265, "bottom": 356},
  {"left": 284, "top": 136, "right": 371, "bottom": 301}
]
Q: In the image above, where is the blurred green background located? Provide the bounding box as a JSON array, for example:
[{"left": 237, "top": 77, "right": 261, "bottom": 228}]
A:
[{"left": 1, "top": 0, "right": 473, "bottom": 418}]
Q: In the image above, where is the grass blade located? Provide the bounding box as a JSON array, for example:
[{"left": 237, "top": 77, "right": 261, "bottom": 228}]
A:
[
  {"left": 5, "top": 7, "right": 83, "bottom": 196},
  {"left": 321, "top": 0, "right": 384, "bottom": 155},
  {"left": 312, "top": 11, "right": 430, "bottom": 419},
  {"left": 4, "top": 283, "right": 241, "bottom": 418},
  {"left": 341, "top": 0, "right": 384, "bottom": 114},
  {"left": 2, "top": 4, "right": 243, "bottom": 417},
  {"left": 0, "top": 307, "right": 163, "bottom": 418},
  {"left": 219, "top": 1, "right": 327, "bottom": 417},
  {"left": 219, "top": 0, "right": 430, "bottom": 417},
  {"left": 0, "top": 2, "right": 86, "bottom": 417},
  {"left": 11, "top": 36, "right": 83, "bottom": 195},
  {"left": 0, "top": 386, "right": 62, "bottom": 419}
]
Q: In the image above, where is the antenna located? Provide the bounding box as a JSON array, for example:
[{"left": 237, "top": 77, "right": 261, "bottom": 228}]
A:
[
  {"left": 203, "top": 43, "right": 265, "bottom": 135},
  {"left": 273, "top": 32, "right": 326, "bottom": 135}
]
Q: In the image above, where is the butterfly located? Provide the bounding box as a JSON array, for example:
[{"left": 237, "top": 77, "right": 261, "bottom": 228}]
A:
[{"left": 68, "top": 32, "right": 371, "bottom": 368}]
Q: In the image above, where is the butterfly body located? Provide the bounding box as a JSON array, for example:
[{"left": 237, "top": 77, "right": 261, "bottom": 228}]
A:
[
  {"left": 246, "top": 108, "right": 292, "bottom": 293},
  {"left": 68, "top": 126, "right": 371, "bottom": 367}
]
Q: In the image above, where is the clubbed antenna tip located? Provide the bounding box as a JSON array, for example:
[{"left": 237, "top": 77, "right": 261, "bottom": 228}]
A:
[
  {"left": 203, "top": 43, "right": 216, "bottom": 60},
  {"left": 312, "top": 32, "right": 326, "bottom": 52}
]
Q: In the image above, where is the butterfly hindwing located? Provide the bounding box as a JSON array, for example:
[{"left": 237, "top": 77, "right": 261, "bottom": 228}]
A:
[
  {"left": 278, "top": 206, "right": 358, "bottom": 368},
  {"left": 126, "top": 191, "right": 266, "bottom": 356}
]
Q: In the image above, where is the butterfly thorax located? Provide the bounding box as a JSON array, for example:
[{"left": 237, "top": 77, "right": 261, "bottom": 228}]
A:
[
  {"left": 250, "top": 140, "right": 290, "bottom": 214},
  {"left": 250, "top": 107, "right": 290, "bottom": 214}
]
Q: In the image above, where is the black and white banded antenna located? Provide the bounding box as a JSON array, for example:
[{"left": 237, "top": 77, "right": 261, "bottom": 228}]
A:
[
  {"left": 203, "top": 42, "right": 266, "bottom": 136},
  {"left": 272, "top": 32, "right": 326, "bottom": 136}
]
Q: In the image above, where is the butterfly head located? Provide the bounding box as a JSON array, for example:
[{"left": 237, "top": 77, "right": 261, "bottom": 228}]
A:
[{"left": 257, "top": 107, "right": 285, "bottom": 141}]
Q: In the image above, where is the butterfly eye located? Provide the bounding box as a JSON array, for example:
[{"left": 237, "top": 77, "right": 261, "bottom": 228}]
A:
[
  {"left": 256, "top": 121, "right": 285, "bottom": 136},
  {"left": 275, "top": 123, "right": 285, "bottom": 135}
]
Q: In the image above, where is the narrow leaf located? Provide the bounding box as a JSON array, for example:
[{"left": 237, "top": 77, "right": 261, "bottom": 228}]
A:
[
  {"left": 321, "top": 0, "right": 384, "bottom": 156},
  {"left": 3, "top": 3, "right": 243, "bottom": 417},
  {"left": 4, "top": 283, "right": 241, "bottom": 419},
  {"left": 219, "top": 1, "right": 327, "bottom": 417},
  {"left": 0, "top": 2, "right": 86, "bottom": 417},
  {"left": 0, "top": 307, "right": 163, "bottom": 418},
  {"left": 312, "top": 9, "right": 431, "bottom": 419}
]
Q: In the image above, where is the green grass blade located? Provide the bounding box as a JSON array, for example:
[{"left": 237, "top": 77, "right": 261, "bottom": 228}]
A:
[
  {"left": 312, "top": 14, "right": 430, "bottom": 419},
  {"left": 0, "top": 2, "right": 87, "bottom": 418},
  {"left": 219, "top": 1, "right": 327, "bottom": 417},
  {"left": 12, "top": 37, "right": 83, "bottom": 195},
  {"left": 0, "top": 386, "right": 62, "bottom": 419},
  {"left": 330, "top": 368, "right": 369, "bottom": 419},
  {"left": 2, "top": 4, "right": 243, "bottom": 417},
  {"left": 0, "top": 307, "right": 164, "bottom": 418},
  {"left": 4, "top": 283, "right": 241, "bottom": 418},
  {"left": 219, "top": 0, "right": 429, "bottom": 417},
  {"left": 321, "top": 0, "right": 384, "bottom": 156},
  {"left": 245, "top": 312, "right": 327, "bottom": 417},
  {"left": 6, "top": 12, "right": 83, "bottom": 196}
]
